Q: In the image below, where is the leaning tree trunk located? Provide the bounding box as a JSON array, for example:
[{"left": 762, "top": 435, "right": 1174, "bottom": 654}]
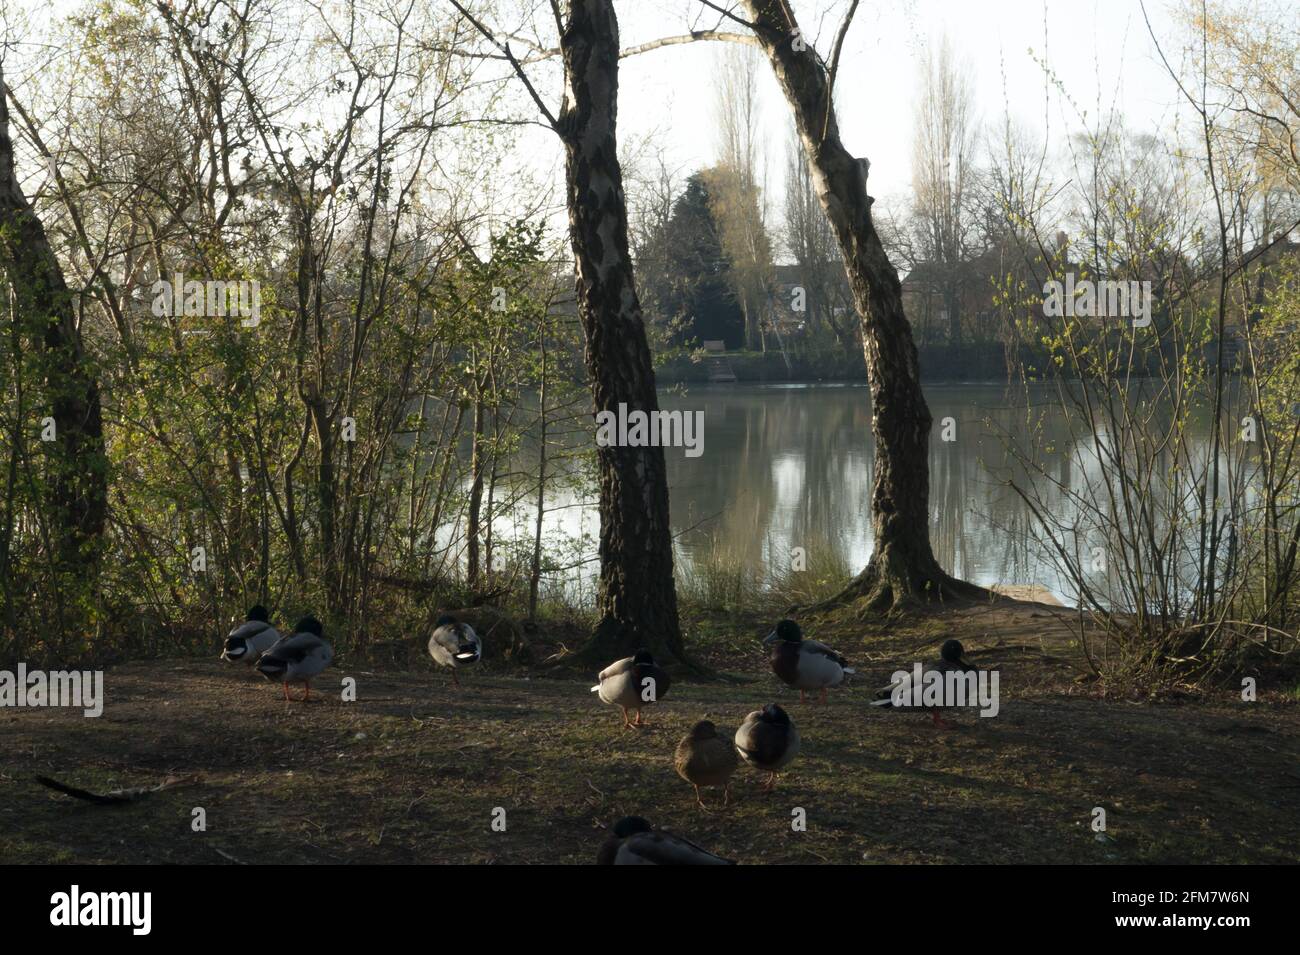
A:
[
  {"left": 742, "top": 1, "right": 984, "bottom": 611},
  {"left": 558, "top": 0, "right": 689, "bottom": 667},
  {"left": 0, "top": 71, "right": 108, "bottom": 577}
]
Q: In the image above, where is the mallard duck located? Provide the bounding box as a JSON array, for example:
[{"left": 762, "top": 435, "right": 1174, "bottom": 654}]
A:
[
  {"left": 221, "top": 604, "right": 280, "bottom": 665},
  {"left": 256, "top": 616, "right": 333, "bottom": 701},
  {"left": 596, "top": 816, "right": 734, "bottom": 865},
  {"left": 763, "top": 618, "right": 854, "bottom": 703},
  {"left": 427, "top": 614, "right": 482, "bottom": 686},
  {"left": 870, "top": 638, "right": 979, "bottom": 729},
  {"left": 590, "top": 648, "right": 671, "bottom": 728},
  {"left": 674, "top": 720, "right": 739, "bottom": 809},
  {"left": 735, "top": 703, "right": 800, "bottom": 791}
]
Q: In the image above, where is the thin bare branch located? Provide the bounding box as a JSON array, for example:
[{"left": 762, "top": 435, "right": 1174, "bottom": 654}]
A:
[
  {"left": 447, "top": 0, "right": 559, "bottom": 129},
  {"left": 823, "top": 0, "right": 859, "bottom": 141}
]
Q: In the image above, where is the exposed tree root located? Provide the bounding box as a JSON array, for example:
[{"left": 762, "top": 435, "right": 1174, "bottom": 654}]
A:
[{"left": 800, "top": 548, "right": 991, "bottom": 619}]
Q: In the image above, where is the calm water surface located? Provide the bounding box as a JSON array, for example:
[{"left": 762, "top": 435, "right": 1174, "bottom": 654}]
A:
[
  {"left": 662, "top": 382, "right": 1069, "bottom": 599},
  {"left": 469, "top": 378, "right": 1251, "bottom": 608},
  {"left": 481, "top": 380, "right": 1220, "bottom": 606}
]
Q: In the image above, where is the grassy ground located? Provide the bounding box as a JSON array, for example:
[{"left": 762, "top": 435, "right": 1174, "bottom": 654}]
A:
[{"left": 3, "top": 599, "right": 1298, "bottom": 864}]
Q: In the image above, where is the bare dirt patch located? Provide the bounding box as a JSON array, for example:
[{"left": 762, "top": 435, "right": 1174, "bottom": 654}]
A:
[{"left": 3, "top": 601, "right": 1297, "bottom": 864}]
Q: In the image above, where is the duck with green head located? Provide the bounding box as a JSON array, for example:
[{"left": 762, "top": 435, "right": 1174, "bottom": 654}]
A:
[
  {"left": 590, "top": 649, "right": 671, "bottom": 728},
  {"left": 427, "top": 614, "right": 482, "bottom": 687},
  {"left": 871, "top": 638, "right": 980, "bottom": 729},
  {"left": 596, "top": 816, "right": 734, "bottom": 865},
  {"left": 734, "top": 703, "right": 800, "bottom": 792},
  {"left": 221, "top": 604, "right": 280, "bottom": 666},
  {"left": 256, "top": 616, "right": 333, "bottom": 702},
  {"left": 763, "top": 618, "right": 855, "bottom": 704}
]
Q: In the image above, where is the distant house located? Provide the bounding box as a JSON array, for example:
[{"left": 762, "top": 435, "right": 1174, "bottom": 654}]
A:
[
  {"left": 768, "top": 264, "right": 808, "bottom": 337},
  {"left": 900, "top": 254, "right": 1005, "bottom": 348},
  {"left": 1243, "top": 234, "right": 1299, "bottom": 326},
  {"left": 768, "top": 262, "right": 857, "bottom": 338},
  {"left": 1227, "top": 233, "right": 1299, "bottom": 369}
]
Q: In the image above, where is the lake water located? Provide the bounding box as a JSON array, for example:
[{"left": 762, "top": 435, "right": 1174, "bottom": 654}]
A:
[
  {"left": 480, "top": 380, "right": 1243, "bottom": 608},
  {"left": 661, "top": 382, "right": 1071, "bottom": 601}
]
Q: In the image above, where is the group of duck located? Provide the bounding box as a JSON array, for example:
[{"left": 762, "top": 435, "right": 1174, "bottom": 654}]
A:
[
  {"left": 587, "top": 622, "right": 823, "bottom": 803},
  {"left": 220, "top": 605, "right": 979, "bottom": 865},
  {"left": 220, "top": 606, "right": 482, "bottom": 698},
  {"left": 595, "top": 621, "right": 984, "bottom": 864},
  {"left": 220, "top": 607, "right": 332, "bottom": 699}
]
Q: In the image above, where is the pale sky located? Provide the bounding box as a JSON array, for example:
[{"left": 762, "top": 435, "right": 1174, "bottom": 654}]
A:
[
  {"left": 5, "top": 0, "right": 1213, "bottom": 238},
  {"left": 490, "top": 0, "right": 1203, "bottom": 244},
  {"left": 613, "top": 0, "right": 1189, "bottom": 198}
]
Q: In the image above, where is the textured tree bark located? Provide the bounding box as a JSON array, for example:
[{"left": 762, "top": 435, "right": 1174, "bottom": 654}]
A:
[
  {"left": 0, "top": 72, "right": 108, "bottom": 575},
  {"left": 559, "top": 0, "right": 689, "bottom": 665},
  {"left": 466, "top": 393, "right": 485, "bottom": 593},
  {"left": 741, "top": 1, "right": 985, "bottom": 611},
  {"left": 305, "top": 389, "right": 339, "bottom": 608}
]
